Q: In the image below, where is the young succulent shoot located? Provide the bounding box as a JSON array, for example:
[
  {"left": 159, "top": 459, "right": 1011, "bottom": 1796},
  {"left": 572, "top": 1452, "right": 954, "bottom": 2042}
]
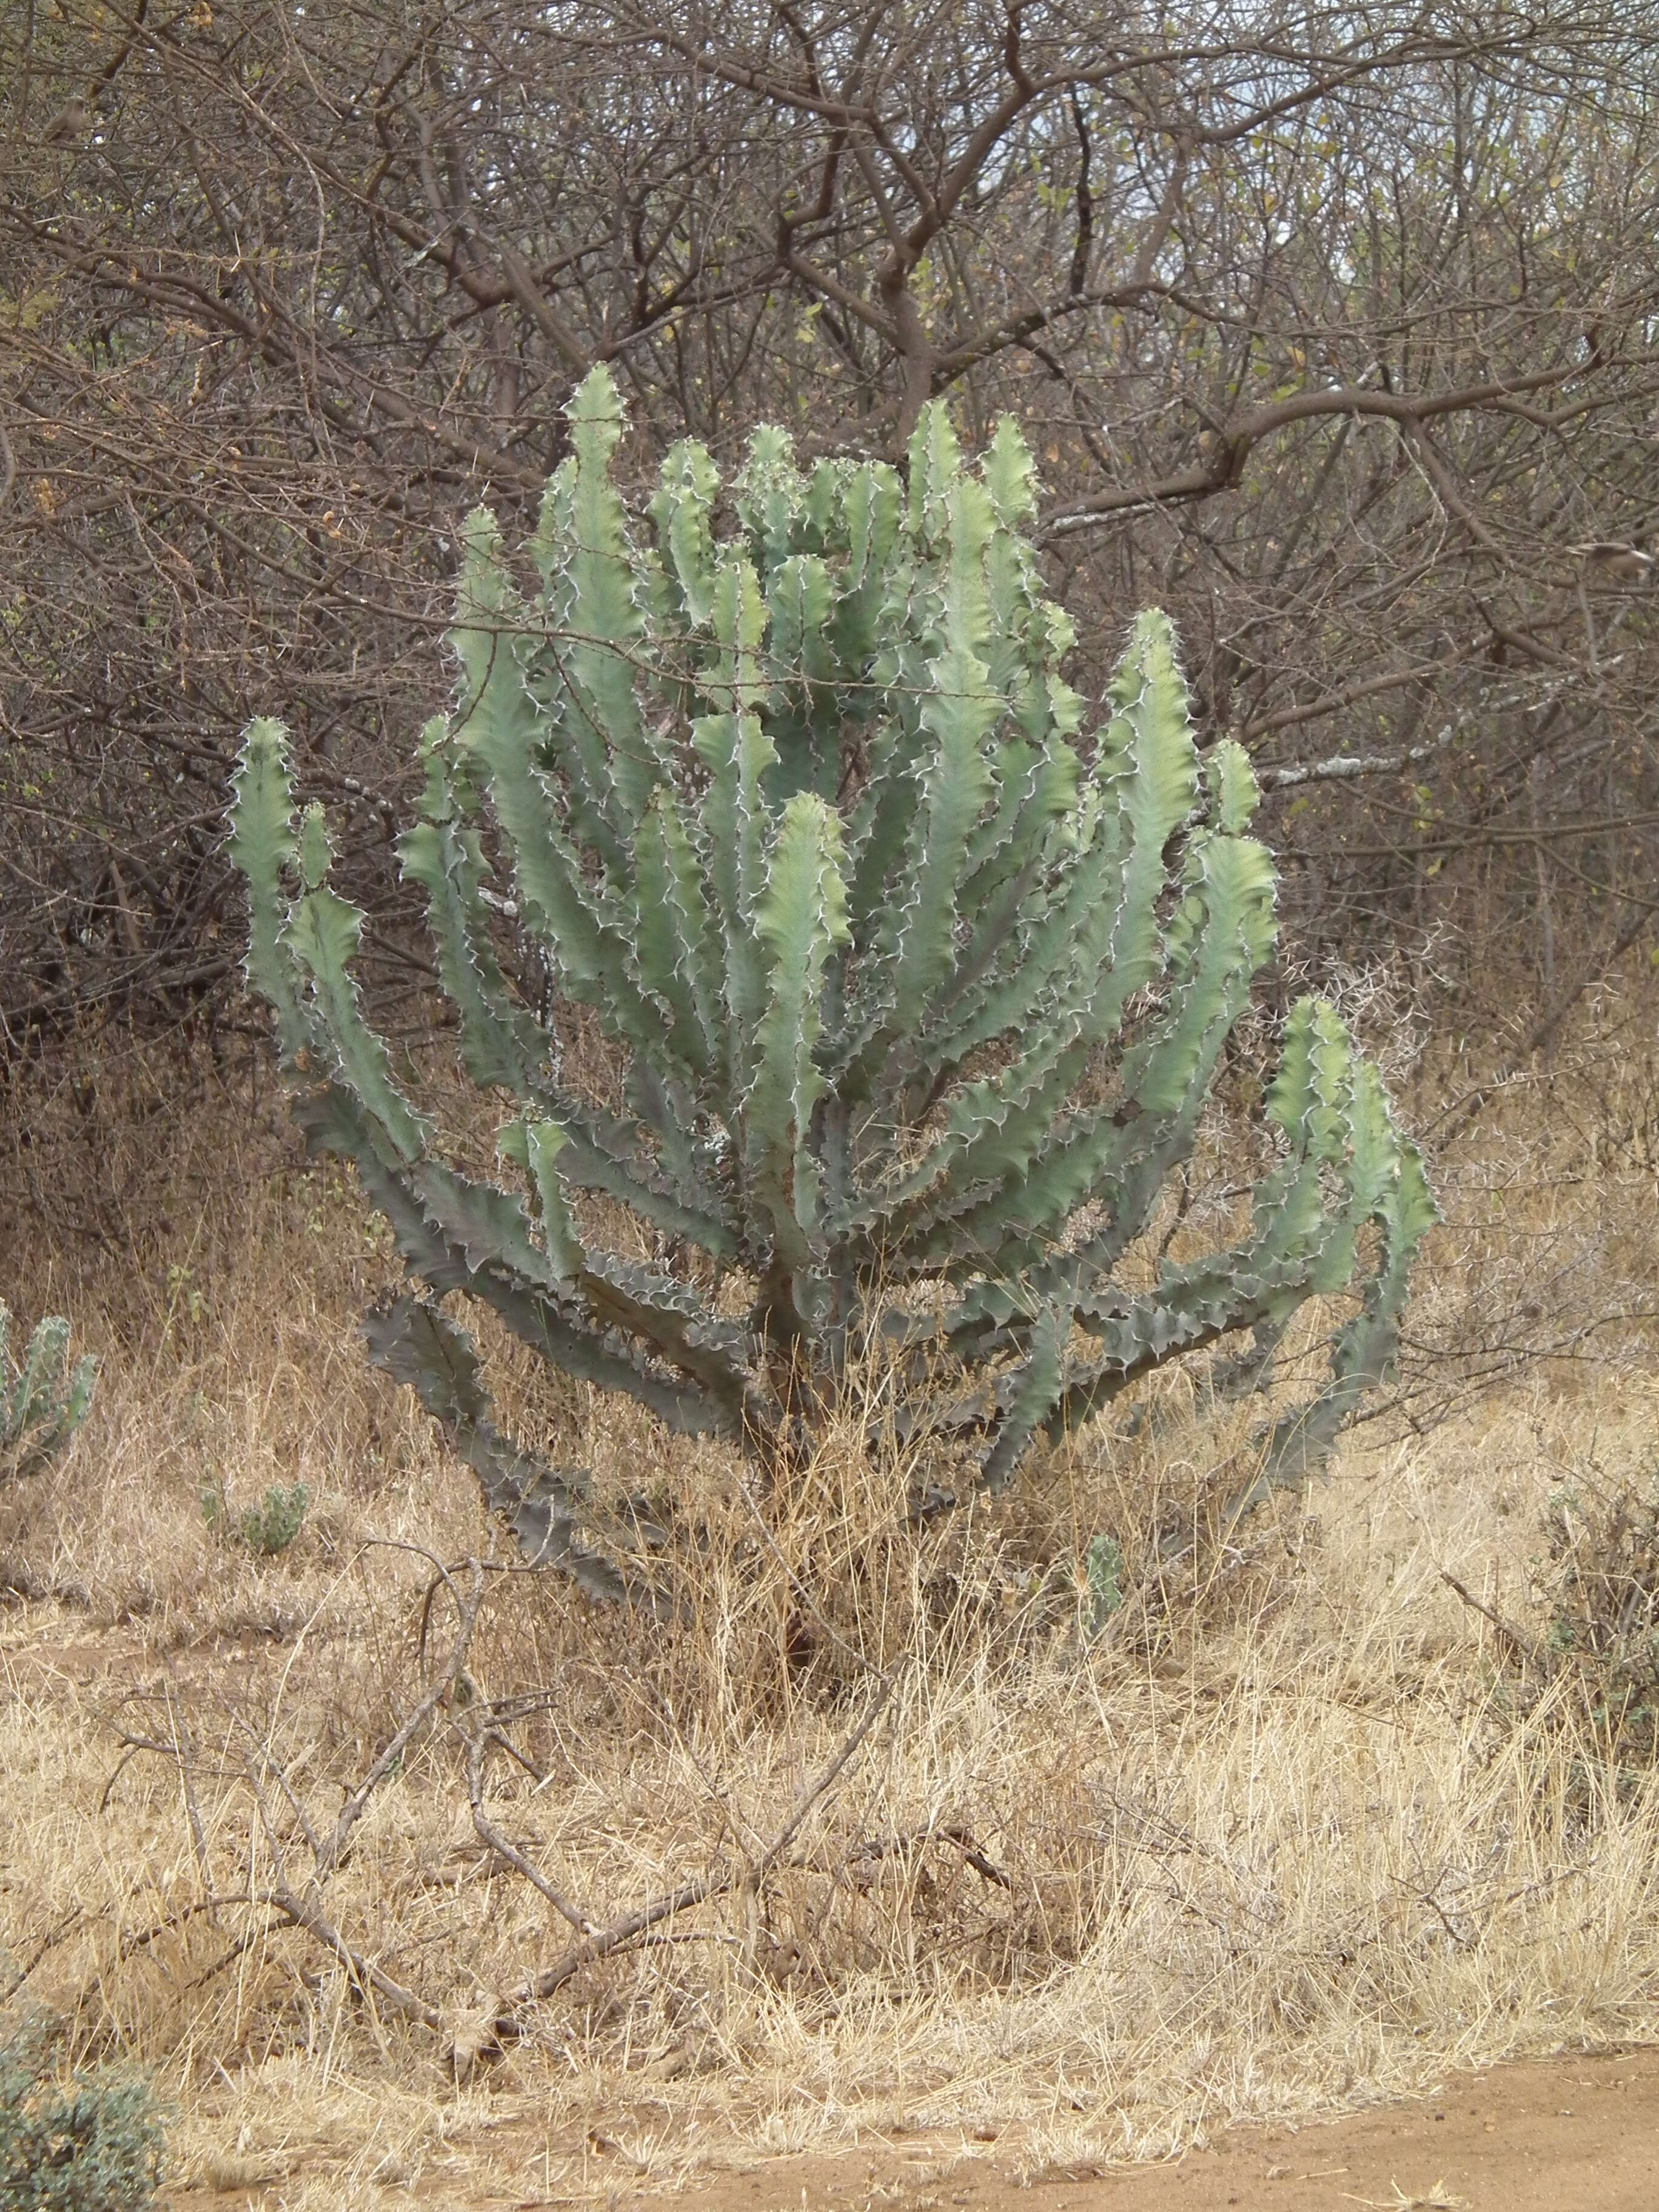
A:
[{"left": 1, "top": 1304, "right": 98, "bottom": 1484}]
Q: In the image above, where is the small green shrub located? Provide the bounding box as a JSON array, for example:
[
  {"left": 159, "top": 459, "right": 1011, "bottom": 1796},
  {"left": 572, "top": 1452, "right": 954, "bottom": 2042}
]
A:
[
  {"left": 0, "top": 2018, "right": 163, "bottom": 2212},
  {"left": 199, "top": 1478, "right": 309, "bottom": 1557},
  {"left": 1, "top": 1307, "right": 96, "bottom": 1486},
  {"left": 239, "top": 1482, "right": 309, "bottom": 1557}
]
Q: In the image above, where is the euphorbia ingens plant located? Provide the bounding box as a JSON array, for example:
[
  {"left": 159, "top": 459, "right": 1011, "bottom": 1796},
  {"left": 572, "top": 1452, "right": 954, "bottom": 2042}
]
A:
[{"left": 231, "top": 370, "right": 1432, "bottom": 1599}]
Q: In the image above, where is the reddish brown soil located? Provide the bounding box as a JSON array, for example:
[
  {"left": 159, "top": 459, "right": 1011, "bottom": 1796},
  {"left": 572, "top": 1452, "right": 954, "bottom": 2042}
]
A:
[
  {"left": 629, "top": 2045, "right": 1659, "bottom": 2212},
  {"left": 150, "top": 2041, "right": 1659, "bottom": 2211}
]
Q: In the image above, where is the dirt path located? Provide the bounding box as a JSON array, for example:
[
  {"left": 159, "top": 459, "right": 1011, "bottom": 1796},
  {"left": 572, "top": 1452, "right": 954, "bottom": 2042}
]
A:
[
  {"left": 637, "top": 2046, "right": 1659, "bottom": 2212},
  {"left": 152, "top": 2042, "right": 1659, "bottom": 2210}
]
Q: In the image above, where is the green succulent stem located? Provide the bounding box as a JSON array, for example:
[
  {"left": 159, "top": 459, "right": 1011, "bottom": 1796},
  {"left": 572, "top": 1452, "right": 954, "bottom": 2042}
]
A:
[
  {"left": 1, "top": 1304, "right": 97, "bottom": 1484},
  {"left": 231, "top": 370, "right": 1433, "bottom": 1595}
]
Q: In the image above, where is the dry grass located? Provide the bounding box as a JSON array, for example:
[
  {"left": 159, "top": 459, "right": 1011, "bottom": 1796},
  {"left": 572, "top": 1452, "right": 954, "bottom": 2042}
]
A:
[{"left": 4, "top": 978, "right": 1659, "bottom": 2207}]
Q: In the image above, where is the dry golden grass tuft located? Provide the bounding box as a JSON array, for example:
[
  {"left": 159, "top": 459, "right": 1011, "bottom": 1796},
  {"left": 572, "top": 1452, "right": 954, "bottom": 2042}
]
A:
[{"left": 4, "top": 970, "right": 1659, "bottom": 2206}]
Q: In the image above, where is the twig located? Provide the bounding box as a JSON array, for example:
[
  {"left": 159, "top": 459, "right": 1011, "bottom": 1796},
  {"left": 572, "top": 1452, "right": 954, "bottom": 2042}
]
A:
[
  {"left": 1440, "top": 1570, "right": 1546, "bottom": 1668},
  {"left": 242, "top": 1757, "right": 441, "bottom": 2031},
  {"left": 463, "top": 1719, "right": 594, "bottom": 1937},
  {"left": 490, "top": 1663, "right": 902, "bottom": 2030},
  {"left": 318, "top": 1557, "right": 484, "bottom": 1875},
  {"left": 2, "top": 1909, "right": 84, "bottom": 2000},
  {"left": 1248, "top": 725, "right": 1452, "bottom": 791},
  {"left": 1427, "top": 902, "right": 1651, "bottom": 1143}
]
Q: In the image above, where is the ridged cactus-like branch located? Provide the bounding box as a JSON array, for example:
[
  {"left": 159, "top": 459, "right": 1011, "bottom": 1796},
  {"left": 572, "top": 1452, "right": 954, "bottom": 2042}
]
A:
[
  {"left": 1, "top": 1303, "right": 97, "bottom": 1483},
  {"left": 232, "top": 369, "right": 1433, "bottom": 1593}
]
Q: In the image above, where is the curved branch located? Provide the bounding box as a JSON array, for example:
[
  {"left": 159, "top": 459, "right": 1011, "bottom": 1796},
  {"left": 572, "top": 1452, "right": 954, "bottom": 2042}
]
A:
[{"left": 1042, "top": 363, "right": 1601, "bottom": 536}]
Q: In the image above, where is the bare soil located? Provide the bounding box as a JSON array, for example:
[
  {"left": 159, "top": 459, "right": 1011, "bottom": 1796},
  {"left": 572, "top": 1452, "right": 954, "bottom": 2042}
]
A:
[
  {"left": 153, "top": 2043, "right": 1659, "bottom": 2210},
  {"left": 786, "top": 2045, "right": 1659, "bottom": 2212}
]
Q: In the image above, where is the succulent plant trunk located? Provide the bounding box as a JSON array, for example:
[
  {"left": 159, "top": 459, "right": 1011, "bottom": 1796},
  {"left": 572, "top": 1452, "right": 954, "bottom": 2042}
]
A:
[{"left": 231, "top": 369, "right": 1435, "bottom": 1599}]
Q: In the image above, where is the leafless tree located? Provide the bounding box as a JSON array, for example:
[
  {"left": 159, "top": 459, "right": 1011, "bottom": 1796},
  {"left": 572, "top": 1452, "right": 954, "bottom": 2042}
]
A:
[{"left": 5, "top": 0, "right": 1659, "bottom": 1048}]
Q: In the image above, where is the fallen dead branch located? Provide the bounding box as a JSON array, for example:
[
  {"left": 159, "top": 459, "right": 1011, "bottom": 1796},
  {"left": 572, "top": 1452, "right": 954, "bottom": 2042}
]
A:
[
  {"left": 477, "top": 1661, "right": 903, "bottom": 2053},
  {"left": 101, "top": 1549, "right": 492, "bottom": 2036},
  {"left": 97, "top": 1546, "right": 903, "bottom": 2070},
  {"left": 1439, "top": 1572, "right": 1546, "bottom": 1669}
]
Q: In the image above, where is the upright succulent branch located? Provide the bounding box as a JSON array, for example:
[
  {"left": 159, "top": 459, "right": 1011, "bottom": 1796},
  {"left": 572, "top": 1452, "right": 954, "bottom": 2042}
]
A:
[
  {"left": 1, "top": 1304, "right": 98, "bottom": 1486},
  {"left": 232, "top": 370, "right": 1434, "bottom": 1597}
]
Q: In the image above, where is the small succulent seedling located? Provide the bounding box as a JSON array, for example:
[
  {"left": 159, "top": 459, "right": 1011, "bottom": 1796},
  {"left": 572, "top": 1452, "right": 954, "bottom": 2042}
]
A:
[
  {"left": 1084, "top": 1534, "right": 1125, "bottom": 1640},
  {"left": 201, "top": 1478, "right": 309, "bottom": 1558},
  {"left": 1, "top": 1304, "right": 96, "bottom": 1485}
]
